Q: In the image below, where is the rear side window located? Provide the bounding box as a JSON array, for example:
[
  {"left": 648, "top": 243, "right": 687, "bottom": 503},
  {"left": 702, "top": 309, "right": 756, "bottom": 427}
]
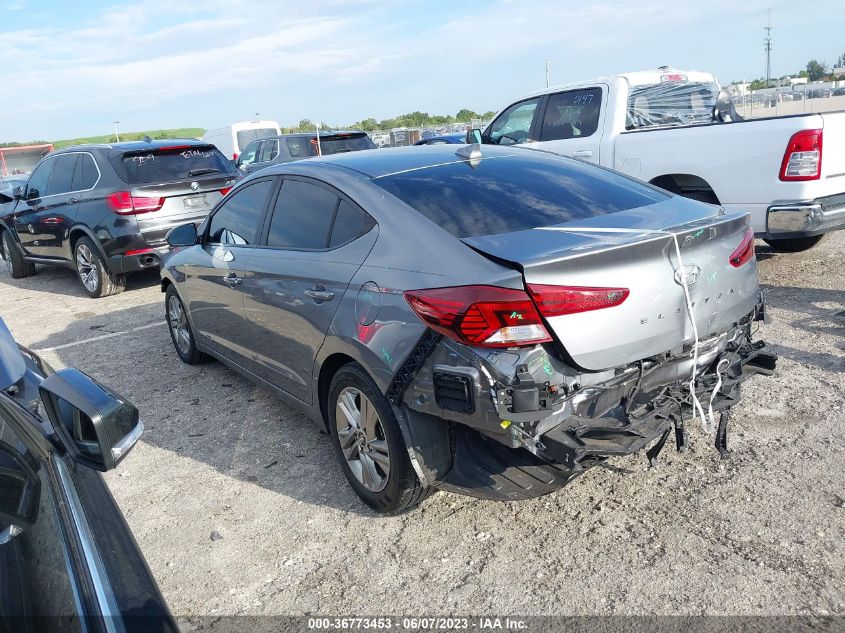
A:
[
  {"left": 374, "top": 152, "right": 669, "bottom": 238},
  {"left": 320, "top": 134, "right": 376, "bottom": 156},
  {"left": 237, "top": 128, "right": 276, "bottom": 150},
  {"left": 258, "top": 140, "right": 278, "bottom": 162},
  {"left": 121, "top": 146, "right": 235, "bottom": 185},
  {"left": 539, "top": 88, "right": 602, "bottom": 141},
  {"left": 266, "top": 180, "right": 338, "bottom": 249},
  {"left": 72, "top": 154, "right": 99, "bottom": 191},
  {"left": 330, "top": 200, "right": 374, "bottom": 248},
  {"left": 207, "top": 179, "right": 274, "bottom": 245},
  {"left": 266, "top": 180, "right": 374, "bottom": 250},
  {"left": 46, "top": 154, "right": 79, "bottom": 195},
  {"left": 285, "top": 137, "right": 313, "bottom": 158}
]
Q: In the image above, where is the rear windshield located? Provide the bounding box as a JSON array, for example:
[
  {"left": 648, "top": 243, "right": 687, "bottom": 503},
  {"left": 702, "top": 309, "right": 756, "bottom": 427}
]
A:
[
  {"left": 237, "top": 128, "right": 277, "bottom": 150},
  {"left": 373, "top": 152, "right": 668, "bottom": 238},
  {"left": 627, "top": 80, "right": 719, "bottom": 130},
  {"left": 285, "top": 133, "right": 376, "bottom": 158},
  {"left": 121, "top": 146, "right": 236, "bottom": 185}
]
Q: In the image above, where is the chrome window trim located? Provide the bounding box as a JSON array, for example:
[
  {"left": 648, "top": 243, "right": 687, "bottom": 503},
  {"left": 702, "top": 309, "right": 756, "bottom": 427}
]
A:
[
  {"left": 53, "top": 454, "right": 125, "bottom": 633},
  {"left": 26, "top": 151, "right": 102, "bottom": 201}
]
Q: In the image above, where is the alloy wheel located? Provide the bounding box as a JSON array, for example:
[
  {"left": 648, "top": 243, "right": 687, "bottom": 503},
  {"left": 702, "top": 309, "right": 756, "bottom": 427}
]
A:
[
  {"left": 167, "top": 295, "right": 192, "bottom": 356},
  {"left": 76, "top": 244, "right": 99, "bottom": 293},
  {"left": 335, "top": 387, "right": 390, "bottom": 492},
  {"left": 2, "top": 239, "right": 11, "bottom": 275}
]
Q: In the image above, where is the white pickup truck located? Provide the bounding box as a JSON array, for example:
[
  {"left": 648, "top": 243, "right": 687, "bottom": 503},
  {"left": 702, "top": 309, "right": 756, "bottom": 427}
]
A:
[{"left": 473, "top": 67, "right": 845, "bottom": 252}]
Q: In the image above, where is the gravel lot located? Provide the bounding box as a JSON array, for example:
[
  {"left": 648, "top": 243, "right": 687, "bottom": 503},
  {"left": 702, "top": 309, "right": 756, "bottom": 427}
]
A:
[{"left": 1, "top": 233, "right": 843, "bottom": 625}]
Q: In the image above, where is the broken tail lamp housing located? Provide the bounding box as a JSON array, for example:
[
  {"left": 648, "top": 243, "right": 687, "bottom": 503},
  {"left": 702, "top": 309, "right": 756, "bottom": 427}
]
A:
[
  {"left": 729, "top": 227, "right": 756, "bottom": 268},
  {"left": 404, "top": 285, "right": 551, "bottom": 348},
  {"left": 404, "top": 284, "right": 630, "bottom": 348},
  {"left": 779, "top": 129, "right": 822, "bottom": 181}
]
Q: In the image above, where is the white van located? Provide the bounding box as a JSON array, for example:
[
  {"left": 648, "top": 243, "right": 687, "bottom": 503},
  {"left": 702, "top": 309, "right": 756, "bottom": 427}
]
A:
[{"left": 202, "top": 120, "right": 281, "bottom": 160}]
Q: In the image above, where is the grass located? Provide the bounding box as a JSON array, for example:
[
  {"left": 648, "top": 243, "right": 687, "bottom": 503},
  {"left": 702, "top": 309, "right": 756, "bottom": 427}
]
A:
[{"left": 51, "top": 128, "right": 205, "bottom": 149}]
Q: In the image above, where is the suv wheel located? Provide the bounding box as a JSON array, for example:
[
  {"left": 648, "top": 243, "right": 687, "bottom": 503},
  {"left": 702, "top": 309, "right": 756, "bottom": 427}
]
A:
[
  {"left": 763, "top": 235, "right": 825, "bottom": 253},
  {"left": 328, "top": 363, "right": 431, "bottom": 514},
  {"left": 74, "top": 237, "right": 126, "bottom": 298},
  {"left": 165, "top": 286, "right": 208, "bottom": 365},
  {"left": 1, "top": 230, "right": 36, "bottom": 279}
]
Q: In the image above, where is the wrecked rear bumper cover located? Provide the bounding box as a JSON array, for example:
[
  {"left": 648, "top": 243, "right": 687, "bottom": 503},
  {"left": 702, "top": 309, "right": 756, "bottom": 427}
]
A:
[{"left": 392, "top": 305, "right": 776, "bottom": 501}]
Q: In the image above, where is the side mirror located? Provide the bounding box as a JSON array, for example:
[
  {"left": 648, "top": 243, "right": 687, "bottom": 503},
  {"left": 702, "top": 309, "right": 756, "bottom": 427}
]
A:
[
  {"left": 11, "top": 186, "right": 22, "bottom": 200},
  {"left": 467, "top": 129, "right": 483, "bottom": 144},
  {"left": 39, "top": 368, "right": 143, "bottom": 472},
  {"left": 166, "top": 222, "right": 198, "bottom": 248},
  {"left": 0, "top": 441, "right": 40, "bottom": 545}
]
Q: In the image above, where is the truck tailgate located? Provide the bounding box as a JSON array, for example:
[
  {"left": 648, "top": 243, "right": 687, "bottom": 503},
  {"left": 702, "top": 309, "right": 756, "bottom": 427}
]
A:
[{"left": 820, "top": 112, "right": 845, "bottom": 197}]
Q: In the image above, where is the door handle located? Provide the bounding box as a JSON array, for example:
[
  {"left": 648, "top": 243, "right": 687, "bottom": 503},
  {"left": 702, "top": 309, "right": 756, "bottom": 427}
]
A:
[
  {"left": 68, "top": 198, "right": 78, "bottom": 204},
  {"left": 305, "top": 286, "right": 335, "bottom": 302},
  {"left": 572, "top": 150, "right": 593, "bottom": 158},
  {"left": 223, "top": 273, "right": 242, "bottom": 287}
]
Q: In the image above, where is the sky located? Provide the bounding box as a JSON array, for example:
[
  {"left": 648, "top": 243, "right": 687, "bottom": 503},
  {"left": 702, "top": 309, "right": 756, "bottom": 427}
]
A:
[{"left": 1, "top": 0, "right": 843, "bottom": 142}]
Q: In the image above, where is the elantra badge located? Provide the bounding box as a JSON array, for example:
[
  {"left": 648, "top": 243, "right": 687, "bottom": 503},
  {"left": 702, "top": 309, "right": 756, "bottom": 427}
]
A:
[
  {"left": 190, "top": 181, "right": 199, "bottom": 191},
  {"left": 674, "top": 264, "right": 701, "bottom": 287}
]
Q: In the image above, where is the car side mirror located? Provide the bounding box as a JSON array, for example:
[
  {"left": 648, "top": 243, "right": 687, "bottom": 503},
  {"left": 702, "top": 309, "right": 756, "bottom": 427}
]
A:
[
  {"left": 0, "top": 441, "right": 40, "bottom": 545},
  {"left": 467, "top": 129, "right": 483, "bottom": 144},
  {"left": 166, "top": 222, "right": 198, "bottom": 248},
  {"left": 11, "top": 186, "right": 22, "bottom": 200},
  {"left": 39, "top": 368, "right": 143, "bottom": 472}
]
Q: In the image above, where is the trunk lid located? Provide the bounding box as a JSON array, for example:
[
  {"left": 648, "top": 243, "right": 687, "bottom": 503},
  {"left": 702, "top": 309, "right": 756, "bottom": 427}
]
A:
[
  {"left": 463, "top": 199, "right": 760, "bottom": 371},
  {"left": 117, "top": 145, "right": 240, "bottom": 247}
]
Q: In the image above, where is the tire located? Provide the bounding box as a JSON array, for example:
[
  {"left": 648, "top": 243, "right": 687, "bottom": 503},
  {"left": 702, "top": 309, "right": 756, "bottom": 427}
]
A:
[
  {"left": 1, "top": 230, "right": 36, "bottom": 279},
  {"left": 74, "top": 237, "right": 126, "bottom": 298},
  {"left": 328, "top": 363, "right": 431, "bottom": 514},
  {"left": 763, "top": 235, "right": 825, "bottom": 253},
  {"left": 165, "top": 286, "right": 208, "bottom": 365}
]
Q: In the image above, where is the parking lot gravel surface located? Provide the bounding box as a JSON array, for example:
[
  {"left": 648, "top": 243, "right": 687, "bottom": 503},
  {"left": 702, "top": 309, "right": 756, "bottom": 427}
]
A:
[{"left": 1, "top": 233, "right": 843, "bottom": 625}]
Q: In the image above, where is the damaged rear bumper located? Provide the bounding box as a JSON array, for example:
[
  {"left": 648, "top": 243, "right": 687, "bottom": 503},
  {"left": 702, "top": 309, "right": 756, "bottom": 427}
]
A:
[{"left": 392, "top": 305, "right": 776, "bottom": 501}]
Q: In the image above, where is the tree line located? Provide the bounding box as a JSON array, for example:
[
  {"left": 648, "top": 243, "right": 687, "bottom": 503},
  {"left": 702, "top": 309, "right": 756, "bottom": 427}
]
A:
[{"left": 742, "top": 54, "right": 845, "bottom": 90}]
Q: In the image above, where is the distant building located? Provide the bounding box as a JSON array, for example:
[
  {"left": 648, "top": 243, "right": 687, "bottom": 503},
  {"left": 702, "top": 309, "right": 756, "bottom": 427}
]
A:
[{"left": 0, "top": 144, "right": 53, "bottom": 177}]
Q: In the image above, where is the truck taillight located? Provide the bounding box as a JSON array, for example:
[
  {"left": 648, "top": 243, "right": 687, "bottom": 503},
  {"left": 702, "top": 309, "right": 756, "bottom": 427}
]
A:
[
  {"left": 779, "top": 129, "right": 822, "bottom": 181},
  {"left": 527, "top": 285, "right": 629, "bottom": 316},
  {"left": 729, "top": 227, "right": 755, "bottom": 268},
  {"left": 107, "top": 191, "right": 164, "bottom": 215},
  {"left": 404, "top": 285, "right": 552, "bottom": 348}
]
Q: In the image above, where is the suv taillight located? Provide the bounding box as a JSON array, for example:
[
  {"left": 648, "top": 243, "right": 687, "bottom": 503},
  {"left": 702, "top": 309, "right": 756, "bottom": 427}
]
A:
[
  {"left": 527, "top": 284, "right": 629, "bottom": 316},
  {"left": 107, "top": 191, "right": 165, "bottom": 215},
  {"left": 779, "top": 129, "right": 822, "bottom": 181},
  {"left": 404, "top": 285, "right": 552, "bottom": 348},
  {"left": 729, "top": 227, "right": 755, "bottom": 268}
]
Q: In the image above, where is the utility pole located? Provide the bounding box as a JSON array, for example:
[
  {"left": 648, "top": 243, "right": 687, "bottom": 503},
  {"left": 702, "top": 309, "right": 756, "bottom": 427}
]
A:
[
  {"left": 545, "top": 60, "right": 550, "bottom": 88},
  {"left": 764, "top": 8, "right": 773, "bottom": 88},
  {"left": 113, "top": 121, "right": 120, "bottom": 143}
]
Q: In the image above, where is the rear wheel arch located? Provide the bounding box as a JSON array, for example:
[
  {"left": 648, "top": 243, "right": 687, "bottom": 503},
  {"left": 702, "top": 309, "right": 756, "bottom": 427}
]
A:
[
  {"left": 650, "top": 174, "right": 721, "bottom": 205},
  {"left": 69, "top": 226, "right": 108, "bottom": 262},
  {"left": 317, "top": 353, "right": 358, "bottom": 430}
]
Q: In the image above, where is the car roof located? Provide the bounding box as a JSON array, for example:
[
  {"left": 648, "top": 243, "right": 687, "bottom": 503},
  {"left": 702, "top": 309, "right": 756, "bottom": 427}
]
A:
[
  {"left": 292, "top": 143, "right": 521, "bottom": 178},
  {"left": 53, "top": 138, "right": 209, "bottom": 154},
  {"left": 277, "top": 130, "right": 367, "bottom": 139}
]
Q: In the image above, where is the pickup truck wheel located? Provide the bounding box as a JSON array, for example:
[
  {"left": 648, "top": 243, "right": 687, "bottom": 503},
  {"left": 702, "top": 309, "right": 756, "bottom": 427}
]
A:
[
  {"left": 165, "top": 286, "right": 208, "bottom": 365},
  {"left": 328, "top": 363, "right": 431, "bottom": 514},
  {"left": 1, "top": 230, "right": 36, "bottom": 279},
  {"left": 74, "top": 237, "right": 126, "bottom": 298},
  {"left": 763, "top": 235, "right": 825, "bottom": 253}
]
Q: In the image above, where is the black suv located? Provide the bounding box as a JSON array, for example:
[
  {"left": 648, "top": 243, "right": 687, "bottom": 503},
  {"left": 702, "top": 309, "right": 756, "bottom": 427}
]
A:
[
  {"left": 236, "top": 131, "right": 376, "bottom": 174},
  {"left": 0, "top": 139, "right": 240, "bottom": 298}
]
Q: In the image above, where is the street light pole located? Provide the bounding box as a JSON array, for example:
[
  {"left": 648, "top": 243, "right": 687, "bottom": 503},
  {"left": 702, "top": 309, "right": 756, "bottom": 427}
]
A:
[{"left": 113, "top": 121, "right": 120, "bottom": 143}]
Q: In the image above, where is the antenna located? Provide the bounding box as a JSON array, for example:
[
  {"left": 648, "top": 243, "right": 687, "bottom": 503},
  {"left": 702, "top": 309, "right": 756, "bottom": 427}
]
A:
[
  {"left": 545, "top": 60, "right": 550, "bottom": 88},
  {"left": 764, "top": 8, "right": 773, "bottom": 88}
]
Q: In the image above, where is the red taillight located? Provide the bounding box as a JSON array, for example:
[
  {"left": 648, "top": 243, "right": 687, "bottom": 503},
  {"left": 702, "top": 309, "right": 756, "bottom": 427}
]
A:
[
  {"left": 125, "top": 248, "right": 154, "bottom": 256},
  {"left": 729, "top": 227, "right": 755, "bottom": 268},
  {"left": 779, "top": 129, "right": 822, "bottom": 181},
  {"left": 159, "top": 145, "right": 191, "bottom": 151},
  {"left": 107, "top": 191, "right": 164, "bottom": 215},
  {"left": 527, "top": 285, "right": 629, "bottom": 317},
  {"left": 220, "top": 187, "right": 232, "bottom": 196},
  {"left": 404, "top": 285, "right": 552, "bottom": 348}
]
